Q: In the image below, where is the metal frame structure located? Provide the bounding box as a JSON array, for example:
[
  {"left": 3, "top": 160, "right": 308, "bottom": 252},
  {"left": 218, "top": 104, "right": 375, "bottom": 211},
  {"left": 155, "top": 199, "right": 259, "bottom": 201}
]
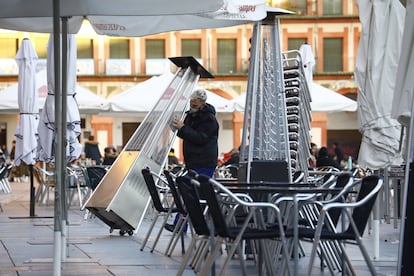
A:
[
  {"left": 238, "top": 10, "right": 311, "bottom": 184},
  {"left": 83, "top": 57, "right": 212, "bottom": 234}
]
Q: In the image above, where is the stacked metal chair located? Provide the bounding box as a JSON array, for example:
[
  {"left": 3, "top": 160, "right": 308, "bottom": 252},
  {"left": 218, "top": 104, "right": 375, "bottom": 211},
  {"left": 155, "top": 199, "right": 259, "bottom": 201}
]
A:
[
  {"left": 281, "top": 50, "right": 312, "bottom": 180},
  {"left": 238, "top": 11, "right": 312, "bottom": 184}
]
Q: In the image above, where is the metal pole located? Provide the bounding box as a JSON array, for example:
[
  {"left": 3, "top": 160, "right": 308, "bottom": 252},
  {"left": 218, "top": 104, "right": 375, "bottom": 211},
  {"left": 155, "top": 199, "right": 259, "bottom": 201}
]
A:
[
  {"left": 61, "top": 17, "right": 68, "bottom": 261},
  {"left": 29, "top": 164, "right": 35, "bottom": 216},
  {"left": 52, "top": 0, "right": 62, "bottom": 274}
]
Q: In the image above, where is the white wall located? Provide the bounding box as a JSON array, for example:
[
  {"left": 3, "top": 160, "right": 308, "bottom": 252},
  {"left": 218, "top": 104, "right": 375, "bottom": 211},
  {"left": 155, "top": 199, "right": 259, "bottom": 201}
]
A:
[{"left": 327, "top": 111, "right": 359, "bottom": 130}]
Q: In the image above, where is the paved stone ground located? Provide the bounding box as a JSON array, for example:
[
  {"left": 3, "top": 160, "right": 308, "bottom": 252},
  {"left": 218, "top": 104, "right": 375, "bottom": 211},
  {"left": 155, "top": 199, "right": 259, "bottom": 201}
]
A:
[{"left": 0, "top": 180, "right": 400, "bottom": 275}]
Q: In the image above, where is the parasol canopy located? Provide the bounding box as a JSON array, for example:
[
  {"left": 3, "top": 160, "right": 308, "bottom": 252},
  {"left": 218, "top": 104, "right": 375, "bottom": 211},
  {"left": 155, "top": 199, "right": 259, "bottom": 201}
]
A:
[
  {"left": 14, "top": 38, "right": 39, "bottom": 166},
  {"left": 232, "top": 83, "right": 357, "bottom": 113},
  {"left": 108, "top": 72, "right": 234, "bottom": 113},
  {"left": 355, "top": 0, "right": 405, "bottom": 169},
  {"left": 0, "top": 0, "right": 267, "bottom": 36},
  {"left": 37, "top": 34, "right": 82, "bottom": 163}
]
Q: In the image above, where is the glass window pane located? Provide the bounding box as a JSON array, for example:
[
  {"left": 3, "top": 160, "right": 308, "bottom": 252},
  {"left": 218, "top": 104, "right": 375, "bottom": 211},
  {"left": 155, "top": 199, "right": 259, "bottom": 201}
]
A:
[
  {"left": 109, "top": 39, "right": 129, "bottom": 59},
  {"left": 289, "top": 0, "right": 307, "bottom": 15},
  {"left": 288, "top": 38, "right": 307, "bottom": 51},
  {"left": 33, "top": 37, "right": 48, "bottom": 59},
  {"left": 323, "top": 38, "right": 343, "bottom": 72},
  {"left": 217, "top": 39, "right": 236, "bottom": 74},
  {"left": 77, "top": 38, "right": 93, "bottom": 59},
  {"left": 181, "top": 39, "right": 201, "bottom": 58},
  {"left": 323, "top": 0, "right": 342, "bottom": 15},
  {"left": 0, "top": 38, "right": 17, "bottom": 58},
  {"left": 146, "top": 39, "right": 165, "bottom": 59}
]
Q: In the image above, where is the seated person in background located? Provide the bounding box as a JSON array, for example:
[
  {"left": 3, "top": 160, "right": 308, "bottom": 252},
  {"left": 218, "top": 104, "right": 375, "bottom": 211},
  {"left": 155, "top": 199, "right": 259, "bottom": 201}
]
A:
[
  {"left": 102, "top": 146, "right": 118, "bottom": 166},
  {"left": 316, "top": 146, "right": 342, "bottom": 170}
]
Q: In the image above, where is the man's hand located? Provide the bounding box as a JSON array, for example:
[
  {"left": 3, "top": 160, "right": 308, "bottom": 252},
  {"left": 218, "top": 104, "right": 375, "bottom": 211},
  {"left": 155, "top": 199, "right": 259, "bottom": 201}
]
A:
[{"left": 172, "top": 116, "right": 184, "bottom": 130}]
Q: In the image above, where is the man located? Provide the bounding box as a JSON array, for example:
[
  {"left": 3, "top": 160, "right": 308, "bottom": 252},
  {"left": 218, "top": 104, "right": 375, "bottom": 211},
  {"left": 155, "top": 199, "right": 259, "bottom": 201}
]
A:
[
  {"left": 84, "top": 135, "right": 102, "bottom": 165},
  {"left": 172, "top": 88, "right": 219, "bottom": 177},
  {"left": 166, "top": 89, "right": 219, "bottom": 233}
]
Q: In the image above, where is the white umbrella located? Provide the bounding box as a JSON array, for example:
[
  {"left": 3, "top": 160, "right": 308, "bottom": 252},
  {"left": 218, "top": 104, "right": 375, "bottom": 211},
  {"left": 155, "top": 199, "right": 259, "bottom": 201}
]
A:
[
  {"left": 14, "top": 38, "right": 39, "bottom": 166},
  {"left": 14, "top": 38, "right": 39, "bottom": 217},
  {"left": 0, "top": 70, "right": 109, "bottom": 114},
  {"left": 38, "top": 34, "right": 82, "bottom": 163},
  {"left": 298, "top": 42, "right": 315, "bottom": 89},
  {"left": 354, "top": 0, "right": 405, "bottom": 169},
  {"left": 109, "top": 72, "right": 234, "bottom": 113},
  {"left": 310, "top": 83, "right": 357, "bottom": 113},
  {"left": 232, "top": 83, "right": 357, "bottom": 113},
  {"left": 391, "top": 1, "right": 414, "bottom": 127},
  {"left": 0, "top": 0, "right": 266, "bottom": 36}
]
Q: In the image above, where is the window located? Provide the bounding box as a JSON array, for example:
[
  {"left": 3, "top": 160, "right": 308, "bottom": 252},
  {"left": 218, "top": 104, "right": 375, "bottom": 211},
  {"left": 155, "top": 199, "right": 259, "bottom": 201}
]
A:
[
  {"left": 77, "top": 38, "right": 94, "bottom": 75},
  {"left": 77, "top": 38, "right": 93, "bottom": 59},
  {"left": 146, "top": 39, "right": 165, "bottom": 59},
  {"left": 288, "top": 38, "right": 307, "bottom": 51},
  {"left": 181, "top": 39, "right": 201, "bottom": 58},
  {"left": 217, "top": 39, "right": 236, "bottom": 74},
  {"left": 107, "top": 39, "right": 130, "bottom": 74},
  {"left": 145, "top": 39, "right": 167, "bottom": 74},
  {"left": 109, "top": 39, "right": 129, "bottom": 59},
  {"left": 0, "top": 38, "right": 18, "bottom": 58},
  {"left": 323, "top": 38, "right": 343, "bottom": 72},
  {"left": 323, "top": 0, "right": 342, "bottom": 15},
  {"left": 289, "top": 0, "right": 307, "bottom": 15}
]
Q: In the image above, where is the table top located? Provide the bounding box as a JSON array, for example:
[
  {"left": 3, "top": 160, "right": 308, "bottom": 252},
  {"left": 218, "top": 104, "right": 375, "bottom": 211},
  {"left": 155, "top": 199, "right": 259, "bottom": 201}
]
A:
[
  {"left": 226, "top": 185, "right": 343, "bottom": 194},
  {"left": 218, "top": 179, "right": 318, "bottom": 187}
]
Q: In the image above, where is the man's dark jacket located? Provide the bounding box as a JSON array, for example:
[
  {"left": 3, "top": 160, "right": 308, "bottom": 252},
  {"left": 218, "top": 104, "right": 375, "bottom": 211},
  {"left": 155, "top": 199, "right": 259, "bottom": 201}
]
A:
[{"left": 177, "top": 103, "right": 219, "bottom": 169}]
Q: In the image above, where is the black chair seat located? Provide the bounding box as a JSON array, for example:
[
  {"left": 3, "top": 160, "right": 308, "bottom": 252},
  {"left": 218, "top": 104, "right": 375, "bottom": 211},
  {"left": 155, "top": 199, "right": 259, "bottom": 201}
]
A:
[
  {"left": 295, "top": 226, "right": 356, "bottom": 240},
  {"left": 227, "top": 225, "right": 283, "bottom": 240}
]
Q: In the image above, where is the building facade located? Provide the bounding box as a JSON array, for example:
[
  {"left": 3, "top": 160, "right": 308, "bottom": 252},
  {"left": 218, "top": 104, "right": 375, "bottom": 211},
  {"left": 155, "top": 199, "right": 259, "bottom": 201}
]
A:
[{"left": 0, "top": 0, "right": 362, "bottom": 160}]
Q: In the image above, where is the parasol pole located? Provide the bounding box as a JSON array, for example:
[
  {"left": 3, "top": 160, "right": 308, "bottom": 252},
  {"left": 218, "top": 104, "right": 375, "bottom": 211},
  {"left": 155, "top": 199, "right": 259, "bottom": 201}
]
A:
[
  {"left": 61, "top": 17, "right": 68, "bottom": 261},
  {"left": 29, "top": 164, "right": 35, "bottom": 216},
  {"left": 52, "top": 0, "right": 62, "bottom": 274}
]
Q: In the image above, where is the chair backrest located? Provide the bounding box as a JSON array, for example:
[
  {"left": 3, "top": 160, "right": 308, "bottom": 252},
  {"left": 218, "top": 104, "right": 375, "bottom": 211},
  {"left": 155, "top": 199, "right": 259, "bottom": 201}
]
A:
[
  {"left": 34, "top": 166, "right": 55, "bottom": 187},
  {"left": 0, "top": 165, "right": 7, "bottom": 178},
  {"left": 321, "top": 173, "right": 335, "bottom": 186},
  {"left": 335, "top": 173, "right": 351, "bottom": 189},
  {"left": 85, "top": 166, "right": 107, "bottom": 190},
  {"left": 293, "top": 170, "right": 304, "bottom": 183},
  {"left": 141, "top": 168, "right": 165, "bottom": 213},
  {"left": 327, "top": 173, "right": 352, "bottom": 226},
  {"left": 163, "top": 170, "right": 186, "bottom": 214},
  {"left": 346, "top": 174, "right": 382, "bottom": 236},
  {"left": 198, "top": 174, "right": 231, "bottom": 238},
  {"left": 81, "top": 166, "right": 92, "bottom": 188},
  {"left": 176, "top": 175, "right": 210, "bottom": 236}
]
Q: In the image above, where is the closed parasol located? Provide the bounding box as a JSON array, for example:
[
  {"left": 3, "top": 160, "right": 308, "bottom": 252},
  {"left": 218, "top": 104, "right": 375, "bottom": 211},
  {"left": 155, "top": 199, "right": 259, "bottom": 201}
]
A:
[
  {"left": 15, "top": 38, "right": 39, "bottom": 166},
  {"left": 14, "top": 38, "right": 39, "bottom": 217},
  {"left": 355, "top": 0, "right": 405, "bottom": 169},
  {"left": 37, "top": 34, "right": 82, "bottom": 163}
]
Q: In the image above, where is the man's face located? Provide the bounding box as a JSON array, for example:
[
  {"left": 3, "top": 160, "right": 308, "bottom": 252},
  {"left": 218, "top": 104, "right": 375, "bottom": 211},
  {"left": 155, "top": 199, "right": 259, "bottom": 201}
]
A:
[
  {"left": 189, "top": 99, "right": 205, "bottom": 114},
  {"left": 190, "top": 99, "right": 204, "bottom": 109}
]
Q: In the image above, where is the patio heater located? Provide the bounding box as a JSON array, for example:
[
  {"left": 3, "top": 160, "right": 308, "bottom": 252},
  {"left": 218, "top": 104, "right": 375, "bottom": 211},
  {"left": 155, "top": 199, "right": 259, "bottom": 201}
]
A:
[
  {"left": 83, "top": 57, "right": 213, "bottom": 235},
  {"left": 238, "top": 8, "right": 311, "bottom": 183}
]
